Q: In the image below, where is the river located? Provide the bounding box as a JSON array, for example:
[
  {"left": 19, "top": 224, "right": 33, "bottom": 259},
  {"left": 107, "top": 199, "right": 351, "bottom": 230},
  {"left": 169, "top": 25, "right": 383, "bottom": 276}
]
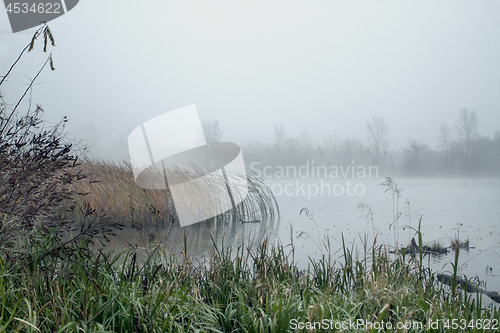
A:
[{"left": 103, "top": 176, "right": 500, "bottom": 306}]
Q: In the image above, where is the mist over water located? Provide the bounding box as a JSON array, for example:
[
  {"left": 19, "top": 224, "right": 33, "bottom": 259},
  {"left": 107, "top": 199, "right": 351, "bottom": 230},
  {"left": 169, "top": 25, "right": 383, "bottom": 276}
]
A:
[
  {"left": 2, "top": 0, "right": 500, "bottom": 308},
  {"left": 103, "top": 175, "right": 500, "bottom": 306}
]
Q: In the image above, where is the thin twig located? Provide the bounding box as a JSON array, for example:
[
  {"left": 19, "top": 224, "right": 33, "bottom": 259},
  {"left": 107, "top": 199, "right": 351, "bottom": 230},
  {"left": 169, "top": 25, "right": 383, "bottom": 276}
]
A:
[
  {"left": 0, "top": 54, "right": 52, "bottom": 136},
  {"left": 0, "top": 45, "right": 30, "bottom": 87}
]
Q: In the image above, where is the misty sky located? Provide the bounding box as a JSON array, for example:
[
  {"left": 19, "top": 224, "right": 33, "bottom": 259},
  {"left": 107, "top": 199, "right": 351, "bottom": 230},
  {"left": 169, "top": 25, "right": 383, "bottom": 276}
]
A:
[{"left": 1, "top": 1, "right": 499, "bottom": 161}]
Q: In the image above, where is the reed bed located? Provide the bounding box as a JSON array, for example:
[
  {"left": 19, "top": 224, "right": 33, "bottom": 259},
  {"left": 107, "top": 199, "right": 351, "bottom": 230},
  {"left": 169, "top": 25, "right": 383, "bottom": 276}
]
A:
[{"left": 70, "top": 160, "right": 279, "bottom": 228}]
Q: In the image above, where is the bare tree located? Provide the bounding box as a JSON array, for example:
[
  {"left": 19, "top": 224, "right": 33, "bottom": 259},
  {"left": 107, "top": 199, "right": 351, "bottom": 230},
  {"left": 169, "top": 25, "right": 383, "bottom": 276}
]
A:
[
  {"left": 455, "top": 108, "right": 479, "bottom": 169},
  {"left": 494, "top": 130, "right": 500, "bottom": 176},
  {"left": 202, "top": 120, "right": 223, "bottom": 143},
  {"left": 402, "top": 139, "right": 431, "bottom": 175},
  {"left": 340, "top": 138, "right": 364, "bottom": 166},
  {"left": 437, "top": 122, "right": 455, "bottom": 170},
  {"left": 273, "top": 125, "right": 285, "bottom": 150},
  {"left": 321, "top": 132, "right": 340, "bottom": 165},
  {"left": 437, "top": 122, "right": 452, "bottom": 152},
  {"left": 366, "top": 116, "right": 389, "bottom": 165}
]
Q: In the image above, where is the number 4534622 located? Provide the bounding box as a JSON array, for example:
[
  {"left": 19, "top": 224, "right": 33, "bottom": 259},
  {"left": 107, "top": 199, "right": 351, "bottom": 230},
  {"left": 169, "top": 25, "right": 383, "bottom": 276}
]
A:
[{"left": 5, "top": 2, "right": 62, "bottom": 14}]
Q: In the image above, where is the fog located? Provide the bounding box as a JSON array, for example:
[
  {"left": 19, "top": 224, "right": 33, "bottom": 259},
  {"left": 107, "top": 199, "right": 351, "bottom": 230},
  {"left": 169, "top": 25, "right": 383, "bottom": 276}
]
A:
[
  {"left": 1, "top": 1, "right": 500, "bottom": 162},
  {"left": 3, "top": 2, "right": 500, "bottom": 303}
]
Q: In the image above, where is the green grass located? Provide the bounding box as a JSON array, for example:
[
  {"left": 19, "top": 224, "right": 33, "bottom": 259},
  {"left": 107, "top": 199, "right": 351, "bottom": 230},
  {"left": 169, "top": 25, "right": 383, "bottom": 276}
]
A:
[{"left": 0, "top": 227, "right": 498, "bottom": 332}]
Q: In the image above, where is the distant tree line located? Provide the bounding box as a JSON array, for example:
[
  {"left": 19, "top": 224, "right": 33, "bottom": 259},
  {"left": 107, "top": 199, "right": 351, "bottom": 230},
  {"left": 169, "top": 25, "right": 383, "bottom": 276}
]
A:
[{"left": 242, "top": 108, "right": 500, "bottom": 177}]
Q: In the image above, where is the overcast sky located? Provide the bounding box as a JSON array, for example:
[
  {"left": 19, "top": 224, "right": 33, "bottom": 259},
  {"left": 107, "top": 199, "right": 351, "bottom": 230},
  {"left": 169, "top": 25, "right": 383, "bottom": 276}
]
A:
[{"left": 1, "top": 1, "right": 499, "bottom": 160}]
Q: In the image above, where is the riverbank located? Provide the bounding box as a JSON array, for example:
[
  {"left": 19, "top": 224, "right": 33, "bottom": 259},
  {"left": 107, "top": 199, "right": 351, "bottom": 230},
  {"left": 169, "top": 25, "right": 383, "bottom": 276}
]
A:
[{"left": 1, "top": 230, "right": 498, "bottom": 332}]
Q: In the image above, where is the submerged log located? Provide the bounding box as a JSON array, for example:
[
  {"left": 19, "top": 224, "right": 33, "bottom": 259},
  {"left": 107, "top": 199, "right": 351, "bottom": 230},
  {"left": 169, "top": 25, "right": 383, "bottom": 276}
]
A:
[{"left": 436, "top": 273, "right": 500, "bottom": 303}]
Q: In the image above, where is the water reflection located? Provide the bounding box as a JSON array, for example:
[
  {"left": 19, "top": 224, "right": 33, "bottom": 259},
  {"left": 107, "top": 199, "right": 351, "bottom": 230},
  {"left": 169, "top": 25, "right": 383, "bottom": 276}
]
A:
[{"left": 99, "top": 216, "right": 280, "bottom": 263}]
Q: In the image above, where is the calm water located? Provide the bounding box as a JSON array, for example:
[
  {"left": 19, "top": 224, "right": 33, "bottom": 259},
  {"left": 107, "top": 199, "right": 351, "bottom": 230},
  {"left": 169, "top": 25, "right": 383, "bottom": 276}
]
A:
[{"left": 104, "top": 177, "right": 500, "bottom": 305}]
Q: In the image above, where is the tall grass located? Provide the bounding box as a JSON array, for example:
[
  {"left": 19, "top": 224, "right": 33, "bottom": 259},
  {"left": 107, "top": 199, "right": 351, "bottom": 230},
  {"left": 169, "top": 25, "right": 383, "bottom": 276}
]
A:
[{"left": 0, "top": 228, "right": 498, "bottom": 332}]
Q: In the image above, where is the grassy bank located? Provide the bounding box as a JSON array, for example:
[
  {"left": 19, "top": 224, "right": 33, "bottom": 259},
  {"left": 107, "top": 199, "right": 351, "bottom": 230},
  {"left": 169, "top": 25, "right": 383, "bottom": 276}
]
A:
[
  {"left": 2, "top": 25, "right": 498, "bottom": 333},
  {"left": 0, "top": 228, "right": 498, "bottom": 332}
]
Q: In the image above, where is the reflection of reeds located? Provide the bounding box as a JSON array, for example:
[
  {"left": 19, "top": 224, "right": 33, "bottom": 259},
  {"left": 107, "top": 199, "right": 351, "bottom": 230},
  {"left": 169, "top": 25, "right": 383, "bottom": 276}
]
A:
[{"left": 71, "top": 160, "right": 279, "bottom": 227}]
